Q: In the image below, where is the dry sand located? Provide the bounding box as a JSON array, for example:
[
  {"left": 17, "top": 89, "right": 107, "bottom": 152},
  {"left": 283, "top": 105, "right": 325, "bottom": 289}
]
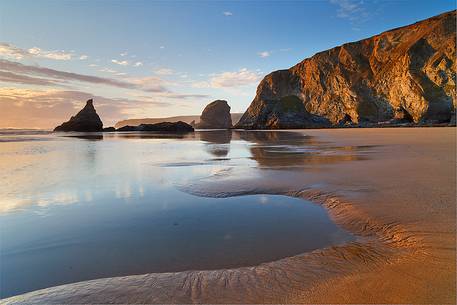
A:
[{"left": 3, "top": 127, "right": 455, "bottom": 304}]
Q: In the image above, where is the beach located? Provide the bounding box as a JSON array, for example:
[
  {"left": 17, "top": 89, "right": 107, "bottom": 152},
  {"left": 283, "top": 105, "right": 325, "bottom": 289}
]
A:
[{"left": 2, "top": 127, "right": 455, "bottom": 304}]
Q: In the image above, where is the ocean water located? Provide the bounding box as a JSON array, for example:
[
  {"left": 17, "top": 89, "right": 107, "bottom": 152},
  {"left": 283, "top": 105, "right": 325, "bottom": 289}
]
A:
[{"left": 0, "top": 129, "right": 368, "bottom": 298}]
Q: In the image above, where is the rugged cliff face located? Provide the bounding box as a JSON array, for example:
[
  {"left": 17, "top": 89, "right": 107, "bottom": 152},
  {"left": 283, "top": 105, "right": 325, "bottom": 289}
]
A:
[
  {"left": 237, "top": 11, "right": 456, "bottom": 129},
  {"left": 54, "top": 99, "right": 103, "bottom": 132}
]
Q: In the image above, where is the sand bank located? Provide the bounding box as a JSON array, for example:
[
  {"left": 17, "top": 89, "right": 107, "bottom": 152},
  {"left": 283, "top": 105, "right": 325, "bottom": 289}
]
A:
[{"left": 3, "top": 127, "right": 455, "bottom": 304}]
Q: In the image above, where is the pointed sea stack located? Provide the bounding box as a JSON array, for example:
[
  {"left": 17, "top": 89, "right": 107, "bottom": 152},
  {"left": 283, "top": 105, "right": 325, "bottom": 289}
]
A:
[{"left": 54, "top": 99, "right": 103, "bottom": 132}]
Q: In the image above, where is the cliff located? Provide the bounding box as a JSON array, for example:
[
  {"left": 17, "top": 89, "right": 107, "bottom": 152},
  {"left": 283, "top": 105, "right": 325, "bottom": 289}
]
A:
[{"left": 237, "top": 11, "right": 456, "bottom": 129}]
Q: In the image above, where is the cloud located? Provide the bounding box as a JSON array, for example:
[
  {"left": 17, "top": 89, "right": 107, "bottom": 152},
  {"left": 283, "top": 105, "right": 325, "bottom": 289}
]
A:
[
  {"left": 0, "top": 42, "right": 86, "bottom": 61},
  {"left": 0, "top": 59, "right": 165, "bottom": 92},
  {"left": 0, "top": 71, "right": 62, "bottom": 86},
  {"left": 27, "top": 47, "right": 73, "bottom": 60},
  {"left": 133, "top": 61, "right": 143, "bottom": 67},
  {"left": 158, "top": 92, "right": 209, "bottom": 99},
  {"left": 0, "top": 43, "right": 73, "bottom": 60},
  {"left": 154, "top": 68, "right": 174, "bottom": 75},
  {"left": 120, "top": 52, "right": 128, "bottom": 57},
  {"left": 0, "top": 87, "right": 172, "bottom": 129},
  {"left": 0, "top": 60, "right": 210, "bottom": 108},
  {"left": 0, "top": 43, "right": 28, "bottom": 60},
  {"left": 192, "top": 81, "right": 211, "bottom": 89},
  {"left": 195, "top": 68, "right": 262, "bottom": 88},
  {"left": 98, "top": 67, "right": 117, "bottom": 73},
  {"left": 223, "top": 11, "right": 233, "bottom": 16},
  {"left": 111, "top": 59, "right": 129, "bottom": 66},
  {"left": 329, "top": 0, "right": 369, "bottom": 22},
  {"left": 258, "top": 51, "right": 270, "bottom": 58},
  {"left": 79, "top": 55, "right": 88, "bottom": 60},
  {"left": 127, "top": 76, "right": 170, "bottom": 93},
  {"left": 159, "top": 46, "right": 165, "bottom": 49}
]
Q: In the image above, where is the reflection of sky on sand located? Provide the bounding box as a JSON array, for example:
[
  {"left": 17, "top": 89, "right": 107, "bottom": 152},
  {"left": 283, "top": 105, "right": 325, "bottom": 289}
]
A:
[
  {"left": 0, "top": 130, "right": 365, "bottom": 298},
  {"left": 0, "top": 130, "right": 376, "bottom": 214}
]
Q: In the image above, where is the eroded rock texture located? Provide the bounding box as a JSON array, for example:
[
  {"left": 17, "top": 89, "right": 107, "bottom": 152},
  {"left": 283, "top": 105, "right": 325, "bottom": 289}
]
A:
[
  {"left": 197, "top": 100, "right": 233, "bottom": 129},
  {"left": 237, "top": 11, "right": 456, "bottom": 129}
]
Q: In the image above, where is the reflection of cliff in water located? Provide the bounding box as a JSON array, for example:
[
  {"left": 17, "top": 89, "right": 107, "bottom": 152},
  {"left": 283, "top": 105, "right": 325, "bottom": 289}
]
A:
[
  {"left": 110, "top": 133, "right": 196, "bottom": 140},
  {"left": 63, "top": 133, "right": 104, "bottom": 141},
  {"left": 198, "top": 130, "right": 232, "bottom": 157},
  {"left": 236, "top": 131, "right": 375, "bottom": 168}
]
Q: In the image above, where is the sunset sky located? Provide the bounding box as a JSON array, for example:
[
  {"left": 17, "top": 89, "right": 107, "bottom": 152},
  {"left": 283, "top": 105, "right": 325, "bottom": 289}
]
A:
[{"left": 1, "top": 0, "right": 455, "bottom": 129}]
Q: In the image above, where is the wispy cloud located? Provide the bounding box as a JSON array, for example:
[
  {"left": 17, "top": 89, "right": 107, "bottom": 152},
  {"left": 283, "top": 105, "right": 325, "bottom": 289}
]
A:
[
  {"left": 0, "top": 43, "right": 29, "bottom": 60},
  {"left": 0, "top": 70, "right": 62, "bottom": 86},
  {"left": 98, "top": 67, "right": 117, "bottom": 73},
  {"left": 0, "top": 42, "right": 92, "bottom": 61},
  {"left": 258, "top": 51, "right": 270, "bottom": 58},
  {"left": 120, "top": 52, "right": 128, "bottom": 57},
  {"left": 194, "top": 68, "right": 262, "bottom": 88},
  {"left": 329, "top": 0, "right": 370, "bottom": 22},
  {"left": 133, "top": 61, "right": 143, "bottom": 67},
  {"left": 157, "top": 92, "right": 209, "bottom": 99},
  {"left": 27, "top": 47, "right": 73, "bottom": 60},
  {"left": 0, "top": 43, "right": 74, "bottom": 61},
  {"left": 111, "top": 59, "right": 129, "bottom": 66},
  {"left": 126, "top": 76, "right": 170, "bottom": 93},
  {"left": 192, "top": 81, "right": 211, "bottom": 89},
  {"left": 154, "top": 68, "right": 174, "bottom": 76},
  {"left": 0, "top": 59, "right": 164, "bottom": 92},
  {"left": 223, "top": 11, "right": 233, "bottom": 16}
]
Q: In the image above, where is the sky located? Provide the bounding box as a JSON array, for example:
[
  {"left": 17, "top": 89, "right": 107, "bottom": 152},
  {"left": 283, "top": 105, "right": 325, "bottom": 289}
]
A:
[{"left": 0, "top": 0, "right": 455, "bottom": 129}]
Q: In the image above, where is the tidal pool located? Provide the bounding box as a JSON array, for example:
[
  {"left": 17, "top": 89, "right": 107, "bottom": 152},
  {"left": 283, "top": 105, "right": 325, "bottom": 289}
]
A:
[{"left": 0, "top": 130, "right": 367, "bottom": 298}]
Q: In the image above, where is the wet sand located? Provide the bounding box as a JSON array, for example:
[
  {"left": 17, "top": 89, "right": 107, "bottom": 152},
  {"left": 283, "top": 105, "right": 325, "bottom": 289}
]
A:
[{"left": 3, "top": 127, "right": 455, "bottom": 304}]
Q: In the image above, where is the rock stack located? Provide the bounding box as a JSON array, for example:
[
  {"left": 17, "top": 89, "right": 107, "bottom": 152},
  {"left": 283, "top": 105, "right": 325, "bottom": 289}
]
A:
[
  {"left": 196, "top": 100, "right": 232, "bottom": 129},
  {"left": 54, "top": 99, "right": 103, "bottom": 132}
]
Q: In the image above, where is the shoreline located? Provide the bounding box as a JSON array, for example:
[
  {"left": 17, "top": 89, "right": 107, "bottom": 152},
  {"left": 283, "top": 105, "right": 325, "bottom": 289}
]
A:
[
  {"left": 3, "top": 127, "right": 455, "bottom": 304},
  {"left": 1, "top": 123, "right": 455, "bottom": 133}
]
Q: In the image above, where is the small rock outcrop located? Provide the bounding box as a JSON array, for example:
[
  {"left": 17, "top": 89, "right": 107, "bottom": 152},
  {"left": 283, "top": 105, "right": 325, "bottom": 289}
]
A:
[
  {"left": 102, "top": 127, "right": 116, "bottom": 132},
  {"left": 237, "top": 10, "right": 456, "bottom": 129},
  {"left": 116, "top": 121, "right": 194, "bottom": 132},
  {"left": 54, "top": 99, "right": 103, "bottom": 132},
  {"left": 196, "top": 100, "right": 232, "bottom": 129}
]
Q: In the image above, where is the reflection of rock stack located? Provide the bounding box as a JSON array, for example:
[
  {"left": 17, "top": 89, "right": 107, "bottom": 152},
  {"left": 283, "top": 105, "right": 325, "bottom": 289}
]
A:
[
  {"left": 196, "top": 100, "right": 232, "bottom": 129},
  {"left": 200, "top": 130, "right": 232, "bottom": 157}
]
